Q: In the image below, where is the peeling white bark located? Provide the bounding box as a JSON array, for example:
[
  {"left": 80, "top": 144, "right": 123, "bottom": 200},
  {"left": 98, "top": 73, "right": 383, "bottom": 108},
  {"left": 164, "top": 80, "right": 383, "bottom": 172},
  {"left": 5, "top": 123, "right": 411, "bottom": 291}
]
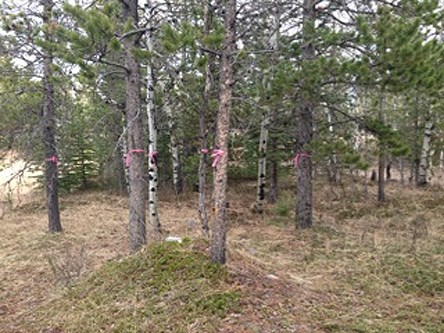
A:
[{"left": 418, "top": 122, "right": 433, "bottom": 186}]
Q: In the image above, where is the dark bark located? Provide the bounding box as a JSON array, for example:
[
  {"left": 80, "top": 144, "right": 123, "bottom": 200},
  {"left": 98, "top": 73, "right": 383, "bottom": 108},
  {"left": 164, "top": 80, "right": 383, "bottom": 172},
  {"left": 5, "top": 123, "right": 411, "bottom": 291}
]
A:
[
  {"left": 377, "top": 92, "right": 385, "bottom": 204},
  {"left": 210, "top": 0, "right": 236, "bottom": 264},
  {"left": 122, "top": 0, "right": 146, "bottom": 252},
  {"left": 42, "top": 0, "right": 62, "bottom": 233},
  {"left": 197, "top": 0, "right": 215, "bottom": 237},
  {"left": 295, "top": 0, "right": 315, "bottom": 229}
]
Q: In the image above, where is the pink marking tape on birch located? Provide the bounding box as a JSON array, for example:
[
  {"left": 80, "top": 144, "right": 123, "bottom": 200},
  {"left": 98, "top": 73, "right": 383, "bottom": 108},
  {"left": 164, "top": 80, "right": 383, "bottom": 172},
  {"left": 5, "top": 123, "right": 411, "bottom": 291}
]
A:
[
  {"left": 211, "top": 149, "right": 224, "bottom": 168},
  {"left": 293, "top": 152, "right": 311, "bottom": 169},
  {"left": 124, "top": 149, "right": 146, "bottom": 167}
]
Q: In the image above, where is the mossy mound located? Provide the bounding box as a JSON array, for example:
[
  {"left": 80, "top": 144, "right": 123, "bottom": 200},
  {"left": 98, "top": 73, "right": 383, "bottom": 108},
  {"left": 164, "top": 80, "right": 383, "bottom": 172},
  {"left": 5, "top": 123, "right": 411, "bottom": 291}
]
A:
[{"left": 26, "top": 241, "right": 239, "bottom": 333}]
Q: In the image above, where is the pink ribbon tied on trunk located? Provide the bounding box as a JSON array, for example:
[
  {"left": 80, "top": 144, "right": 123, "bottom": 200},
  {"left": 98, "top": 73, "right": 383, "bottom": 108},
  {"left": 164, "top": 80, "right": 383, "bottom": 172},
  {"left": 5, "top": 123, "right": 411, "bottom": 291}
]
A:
[
  {"left": 293, "top": 152, "right": 311, "bottom": 169},
  {"left": 46, "top": 155, "right": 58, "bottom": 164},
  {"left": 200, "top": 148, "right": 209, "bottom": 154},
  {"left": 211, "top": 149, "right": 224, "bottom": 168},
  {"left": 124, "top": 149, "right": 146, "bottom": 168}
]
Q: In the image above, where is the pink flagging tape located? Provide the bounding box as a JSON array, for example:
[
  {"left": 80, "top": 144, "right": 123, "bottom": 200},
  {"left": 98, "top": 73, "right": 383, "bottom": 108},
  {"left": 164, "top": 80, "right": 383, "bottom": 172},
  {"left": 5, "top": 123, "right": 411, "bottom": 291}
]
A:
[
  {"left": 124, "top": 149, "right": 146, "bottom": 167},
  {"left": 211, "top": 149, "right": 224, "bottom": 168},
  {"left": 46, "top": 155, "right": 58, "bottom": 164},
  {"left": 293, "top": 152, "right": 311, "bottom": 169}
]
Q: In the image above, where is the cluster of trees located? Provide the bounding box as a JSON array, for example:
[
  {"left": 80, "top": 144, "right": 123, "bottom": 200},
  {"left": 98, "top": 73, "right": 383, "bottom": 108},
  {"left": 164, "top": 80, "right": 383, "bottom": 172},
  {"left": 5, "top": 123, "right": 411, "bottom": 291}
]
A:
[{"left": 1, "top": 0, "right": 443, "bottom": 264}]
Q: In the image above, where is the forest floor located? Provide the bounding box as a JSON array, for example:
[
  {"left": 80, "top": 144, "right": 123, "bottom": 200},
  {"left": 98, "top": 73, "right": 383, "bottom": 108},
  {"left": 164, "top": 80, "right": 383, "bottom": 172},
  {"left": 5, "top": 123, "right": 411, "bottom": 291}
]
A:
[{"left": 0, "top": 176, "right": 443, "bottom": 333}]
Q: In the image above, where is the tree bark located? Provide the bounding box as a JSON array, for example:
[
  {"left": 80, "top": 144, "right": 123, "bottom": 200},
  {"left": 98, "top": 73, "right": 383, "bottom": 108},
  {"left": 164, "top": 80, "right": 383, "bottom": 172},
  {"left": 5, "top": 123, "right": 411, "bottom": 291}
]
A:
[
  {"left": 417, "top": 122, "right": 434, "bottom": 186},
  {"left": 42, "top": 0, "right": 62, "bottom": 233},
  {"left": 254, "top": 111, "right": 269, "bottom": 213},
  {"left": 197, "top": 0, "right": 215, "bottom": 237},
  {"left": 162, "top": 74, "right": 183, "bottom": 196},
  {"left": 123, "top": 0, "right": 146, "bottom": 252},
  {"left": 295, "top": 0, "right": 316, "bottom": 229},
  {"left": 377, "top": 92, "right": 385, "bottom": 204},
  {"left": 144, "top": 0, "right": 161, "bottom": 236},
  {"left": 210, "top": 0, "right": 236, "bottom": 264}
]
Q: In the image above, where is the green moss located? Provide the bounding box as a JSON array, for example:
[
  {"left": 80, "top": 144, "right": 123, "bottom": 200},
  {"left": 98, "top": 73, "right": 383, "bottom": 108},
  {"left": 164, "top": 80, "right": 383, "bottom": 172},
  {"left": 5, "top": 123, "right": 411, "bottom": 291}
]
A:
[{"left": 28, "top": 241, "right": 239, "bottom": 333}]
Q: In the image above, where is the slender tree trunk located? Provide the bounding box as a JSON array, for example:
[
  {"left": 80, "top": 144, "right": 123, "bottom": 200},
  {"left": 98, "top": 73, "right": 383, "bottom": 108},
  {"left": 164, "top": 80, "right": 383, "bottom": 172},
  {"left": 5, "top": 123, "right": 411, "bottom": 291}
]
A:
[
  {"left": 163, "top": 75, "right": 183, "bottom": 196},
  {"left": 123, "top": 0, "right": 146, "bottom": 252},
  {"left": 198, "top": 0, "right": 215, "bottom": 237},
  {"left": 255, "top": 6, "right": 279, "bottom": 212},
  {"left": 42, "top": 0, "right": 62, "bottom": 233},
  {"left": 254, "top": 112, "right": 269, "bottom": 213},
  {"left": 295, "top": 0, "right": 316, "bottom": 229},
  {"left": 411, "top": 97, "right": 421, "bottom": 184},
  {"left": 326, "top": 108, "right": 339, "bottom": 184},
  {"left": 145, "top": 0, "right": 161, "bottom": 236},
  {"left": 377, "top": 91, "right": 385, "bottom": 204},
  {"left": 210, "top": 0, "right": 236, "bottom": 264},
  {"left": 417, "top": 122, "right": 434, "bottom": 186}
]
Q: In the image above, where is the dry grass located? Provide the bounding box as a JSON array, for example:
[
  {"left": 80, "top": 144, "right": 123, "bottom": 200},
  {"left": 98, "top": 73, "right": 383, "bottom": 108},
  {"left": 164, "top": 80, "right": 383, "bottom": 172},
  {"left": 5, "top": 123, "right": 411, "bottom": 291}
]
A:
[{"left": 0, "top": 175, "right": 443, "bottom": 333}]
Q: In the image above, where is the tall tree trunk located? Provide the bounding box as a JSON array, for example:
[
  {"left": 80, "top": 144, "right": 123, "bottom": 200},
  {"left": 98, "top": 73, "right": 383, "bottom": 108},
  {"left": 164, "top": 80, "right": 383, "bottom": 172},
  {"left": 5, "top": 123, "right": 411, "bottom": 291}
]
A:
[
  {"left": 417, "top": 122, "right": 434, "bottom": 186},
  {"left": 254, "top": 111, "right": 269, "bottom": 213},
  {"left": 42, "top": 0, "right": 62, "bottom": 233},
  {"left": 145, "top": 0, "right": 161, "bottom": 235},
  {"left": 210, "top": 0, "right": 236, "bottom": 264},
  {"left": 198, "top": 0, "right": 215, "bottom": 237},
  {"left": 295, "top": 0, "right": 316, "bottom": 229},
  {"left": 163, "top": 75, "right": 183, "bottom": 196},
  {"left": 123, "top": 0, "right": 146, "bottom": 252},
  {"left": 326, "top": 108, "right": 339, "bottom": 184},
  {"left": 255, "top": 5, "right": 279, "bottom": 212},
  {"left": 268, "top": 126, "right": 278, "bottom": 203},
  {"left": 377, "top": 92, "right": 385, "bottom": 204}
]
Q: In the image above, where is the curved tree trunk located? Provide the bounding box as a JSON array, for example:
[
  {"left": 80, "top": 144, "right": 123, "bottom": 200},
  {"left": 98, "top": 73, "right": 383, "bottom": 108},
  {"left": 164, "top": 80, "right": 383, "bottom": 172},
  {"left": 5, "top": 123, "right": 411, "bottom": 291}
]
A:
[
  {"left": 42, "top": 0, "right": 62, "bottom": 233},
  {"left": 123, "top": 0, "right": 146, "bottom": 252},
  {"left": 211, "top": 0, "right": 236, "bottom": 264}
]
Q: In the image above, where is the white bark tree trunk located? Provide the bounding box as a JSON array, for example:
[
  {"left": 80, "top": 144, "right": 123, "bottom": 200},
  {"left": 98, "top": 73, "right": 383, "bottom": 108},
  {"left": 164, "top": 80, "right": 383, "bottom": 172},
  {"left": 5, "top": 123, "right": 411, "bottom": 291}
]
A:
[
  {"left": 162, "top": 75, "right": 183, "bottom": 196},
  {"left": 417, "top": 122, "right": 434, "bottom": 186},
  {"left": 144, "top": 0, "right": 160, "bottom": 235},
  {"left": 254, "top": 112, "right": 269, "bottom": 213}
]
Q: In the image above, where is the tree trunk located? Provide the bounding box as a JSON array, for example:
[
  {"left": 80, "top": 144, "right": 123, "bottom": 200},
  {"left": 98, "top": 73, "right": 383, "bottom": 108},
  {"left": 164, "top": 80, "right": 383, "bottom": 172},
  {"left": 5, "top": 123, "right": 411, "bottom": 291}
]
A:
[
  {"left": 254, "top": 112, "right": 269, "bottom": 213},
  {"left": 197, "top": 0, "right": 215, "bottom": 237},
  {"left": 255, "top": 6, "right": 279, "bottom": 213},
  {"left": 326, "top": 108, "right": 339, "bottom": 184},
  {"left": 210, "top": 0, "right": 236, "bottom": 264},
  {"left": 145, "top": 0, "right": 161, "bottom": 236},
  {"left": 123, "top": 0, "right": 146, "bottom": 252},
  {"left": 163, "top": 75, "right": 183, "bottom": 196},
  {"left": 377, "top": 92, "right": 385, "bottom": 204},
  {"left": 295, "top": 0, "right": 316, "bottom": 229},
  {"left": 417, "top": 122, "right": 434, "bottom": 186},
  {"left": 42, "top": 0, "right": 62, "bottom": 233}
]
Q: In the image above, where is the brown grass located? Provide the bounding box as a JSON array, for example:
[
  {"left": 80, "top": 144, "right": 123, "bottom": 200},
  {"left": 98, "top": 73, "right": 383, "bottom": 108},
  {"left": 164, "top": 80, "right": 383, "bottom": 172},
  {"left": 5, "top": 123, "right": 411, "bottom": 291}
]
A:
[{"left": 0, "top": 175, "right": 443, "bottom": 333}]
